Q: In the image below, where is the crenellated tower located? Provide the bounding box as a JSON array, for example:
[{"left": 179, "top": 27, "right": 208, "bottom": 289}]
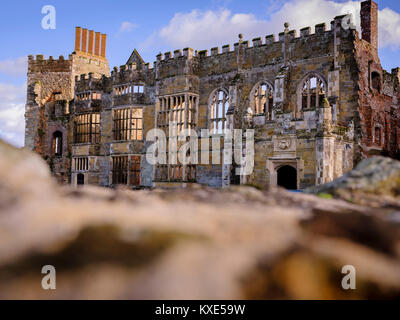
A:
[{"left": 24, "top": 27, "right": 110, "bottom": 183}]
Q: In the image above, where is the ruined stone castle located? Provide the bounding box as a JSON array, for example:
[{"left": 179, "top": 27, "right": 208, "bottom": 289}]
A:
[{"left": 25, "top": 0, "right": 400, "bottom": 190}]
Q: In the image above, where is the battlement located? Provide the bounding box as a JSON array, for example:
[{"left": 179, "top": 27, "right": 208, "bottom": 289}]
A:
[
  {"left": 27, "top": 54, "right": 73, "bottom": 73},
  {"left": 74, "top": 72, "right": 111, "bottom": 94},
  {"left": 108, "top": 61, "right": 154, "bottom": 85},
  {"left": 151, "top": 16, "right": 352, "bottom": 65}
]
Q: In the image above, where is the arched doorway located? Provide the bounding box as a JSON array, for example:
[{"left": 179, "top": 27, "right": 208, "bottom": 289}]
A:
[
  {"left": 277, "top": 165, "right": 297, "bottom": 190},
  {"left": 77, "top": 173, "right": 85, "bottom": 186}
]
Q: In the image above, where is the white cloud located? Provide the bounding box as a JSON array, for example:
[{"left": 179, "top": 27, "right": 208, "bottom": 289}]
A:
[
  {"left": 0, "top": 57, "right": 27, "bottom": 77},
  {"left": 119, "top": 21, "right": 138, "bottom": 33},
  {"left": 142, "top": 0, "right": 400, "bottom": 51},
  {"left": 0, "top": 83, "right": 26, "bottom": 147}
]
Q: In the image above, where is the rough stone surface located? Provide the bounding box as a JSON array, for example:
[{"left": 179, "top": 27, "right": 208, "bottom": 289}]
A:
[
  {"left": 1, "top": 140, "right": 400, "bottom": 299},
  {"left": 306, "top": 156, "right": 400, "bottom": 208}
]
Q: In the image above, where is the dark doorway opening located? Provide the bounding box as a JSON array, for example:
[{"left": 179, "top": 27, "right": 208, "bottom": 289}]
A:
[
  {"left": 277, "top": 165, "right": 297, "bottom": 190},
  {"left": 230, "top": 165, "right": 241, "bottom": 185},
  {"left": 77, "top": 173, "right": 85, "bottom": 186}
]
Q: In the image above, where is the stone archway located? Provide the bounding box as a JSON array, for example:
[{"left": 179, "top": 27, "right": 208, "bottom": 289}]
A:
[{"left": 277, "top": 165, "right": 297, "bottom": 190}]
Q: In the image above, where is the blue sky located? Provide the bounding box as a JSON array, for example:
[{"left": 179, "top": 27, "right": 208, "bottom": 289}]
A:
[{"left": 1, "top": 0, "right": 400, "bottom": 147}]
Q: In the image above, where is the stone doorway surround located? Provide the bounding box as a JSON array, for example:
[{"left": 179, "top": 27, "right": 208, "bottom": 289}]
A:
[
  {"left": 266, "top": 158, "right": 304, "bottom": 190},
  {"left": 266, "top": 135, "right": 304, "bottom": 189}
]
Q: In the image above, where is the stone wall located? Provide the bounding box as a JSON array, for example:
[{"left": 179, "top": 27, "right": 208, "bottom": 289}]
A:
[{"left": 25, "top": 0, "right": 400, "bottom": 190}]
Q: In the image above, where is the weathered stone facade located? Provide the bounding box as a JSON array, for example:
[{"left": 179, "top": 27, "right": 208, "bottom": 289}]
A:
[{"left": 24, "top": 1, "right": 400, "bottom": 190}]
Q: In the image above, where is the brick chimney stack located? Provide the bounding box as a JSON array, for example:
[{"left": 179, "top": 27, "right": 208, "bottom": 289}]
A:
[
  {"left": 95, "top": 32, "right": 101, "bottom": 56},
  {"left": 101, "top": 34, "right": 107, "bottom": 58},
  {"left": 75, "top": 27, "right": 82, "bottom": 52},
  {"left": 361, "top": 0, "right": 378, "bottom": 49},
  {"left": 82, "top": 29, "right": 88, "bottom": 53},
  {"left": 74, "top": 27, "right": 107, "bottom": 59},
  {"left": 88, "top": 30, "right": 94, "bottom": 55}
]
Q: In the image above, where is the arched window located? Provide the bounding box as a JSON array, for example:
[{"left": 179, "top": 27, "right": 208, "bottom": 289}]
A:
[
  {"left": 52, "top": 131, "right": 63, "bottom": 156},
  {"left": 252, "top": 82, "right": 274, "bottom": 118},
  {"left": 300, "top": 74, "right": 326, "bottom": 110},
  {"left": 210, "top": 89, "right": 229, "bottom": 134}
]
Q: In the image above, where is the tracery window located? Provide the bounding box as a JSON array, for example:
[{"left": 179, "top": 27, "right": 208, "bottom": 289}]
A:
[
  {"left": 301, "top": 75, "right": 326, "bottom": 110},
  {"left": 113, "top": 107, "right": 143, "bottom": 141},
  {"left": 74, "top": 113, "right": 100, "bottom": 144},
  {"left": 210, "top": 89, "right": 229, "bottom": 134},
  {"left": 252, "top": 82, "right": 274, "bottom": 118}
]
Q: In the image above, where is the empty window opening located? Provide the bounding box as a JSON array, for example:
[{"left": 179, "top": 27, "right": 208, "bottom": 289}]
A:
[
  {"left": 73, "top": 157, "right": 89, "bottom": 171},
  {"left": 277, "top": 165, "right": 298, "bottom": 190},
  {"left": 158, "top": 94, "right": 197, "bottom": 134},
  {"left": 210, "top": 89, "right": 229, "bottom": 134},
  {"left": 113, "top": 107, "right": 143, "bottom": 141},
  {"left": 253, "top": 82, "right": 274, "bottom": 118},
  {"left": 114, "top": 84, "right": 144, "bottom": 96},
  {"left": 52, "top": 131, "right": 63, "bottom": 156},
  {"left": 74, "top": 113, "right": 100, "bottom": 144},
  {"left": 112, "top": 156, "right": 141, "bottom": 186},
  {"left": 129, "top": 156, "right": 141, "bottom": 186},
  {"left": 301, "top": 75, "right": 326, "bottom": 110}
]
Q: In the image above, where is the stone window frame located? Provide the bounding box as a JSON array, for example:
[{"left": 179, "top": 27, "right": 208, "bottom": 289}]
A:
[
  {"left": 72, "top": 157, "right": 89, "bottom": 172},
  {"left": 111, "top": 155, "right": 142, "bottom": 186},
  {"left": 208, "top": 87, "right": 229, "bottom": 134},
  {"left": 76, "top": 91, "right": 102, "bottom": 101},
  {"left": 74, "top": 113, "right": 101, "bottom": 144},
  {"left": 113, "top": 83, "right": 145, "bottom": 96},
  {"left": 157, "top": 93, "right": 198, "bottom": 135},
  {"left": 112, "top": 106, "right": 143, "bottom": 141},
  {"left": 52, "top": 131, "right": 63, "bottom": 157},
  {"left": 249, "top": 81, "right": 274, "bottom": 119},
  {"left": 296, "top": 72, "right": 327, "bottom": 115},
  {"left": 156, "top": 93, "right": 198, "bottom": 184}
]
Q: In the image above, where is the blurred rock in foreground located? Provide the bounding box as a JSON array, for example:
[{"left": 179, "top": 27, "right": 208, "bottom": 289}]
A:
[
  {"left": 306, "top": 156, "right": 400, "bottom": 208},
  {"left": 0, "top": 140, "right": 400, "bottom": 299}
]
